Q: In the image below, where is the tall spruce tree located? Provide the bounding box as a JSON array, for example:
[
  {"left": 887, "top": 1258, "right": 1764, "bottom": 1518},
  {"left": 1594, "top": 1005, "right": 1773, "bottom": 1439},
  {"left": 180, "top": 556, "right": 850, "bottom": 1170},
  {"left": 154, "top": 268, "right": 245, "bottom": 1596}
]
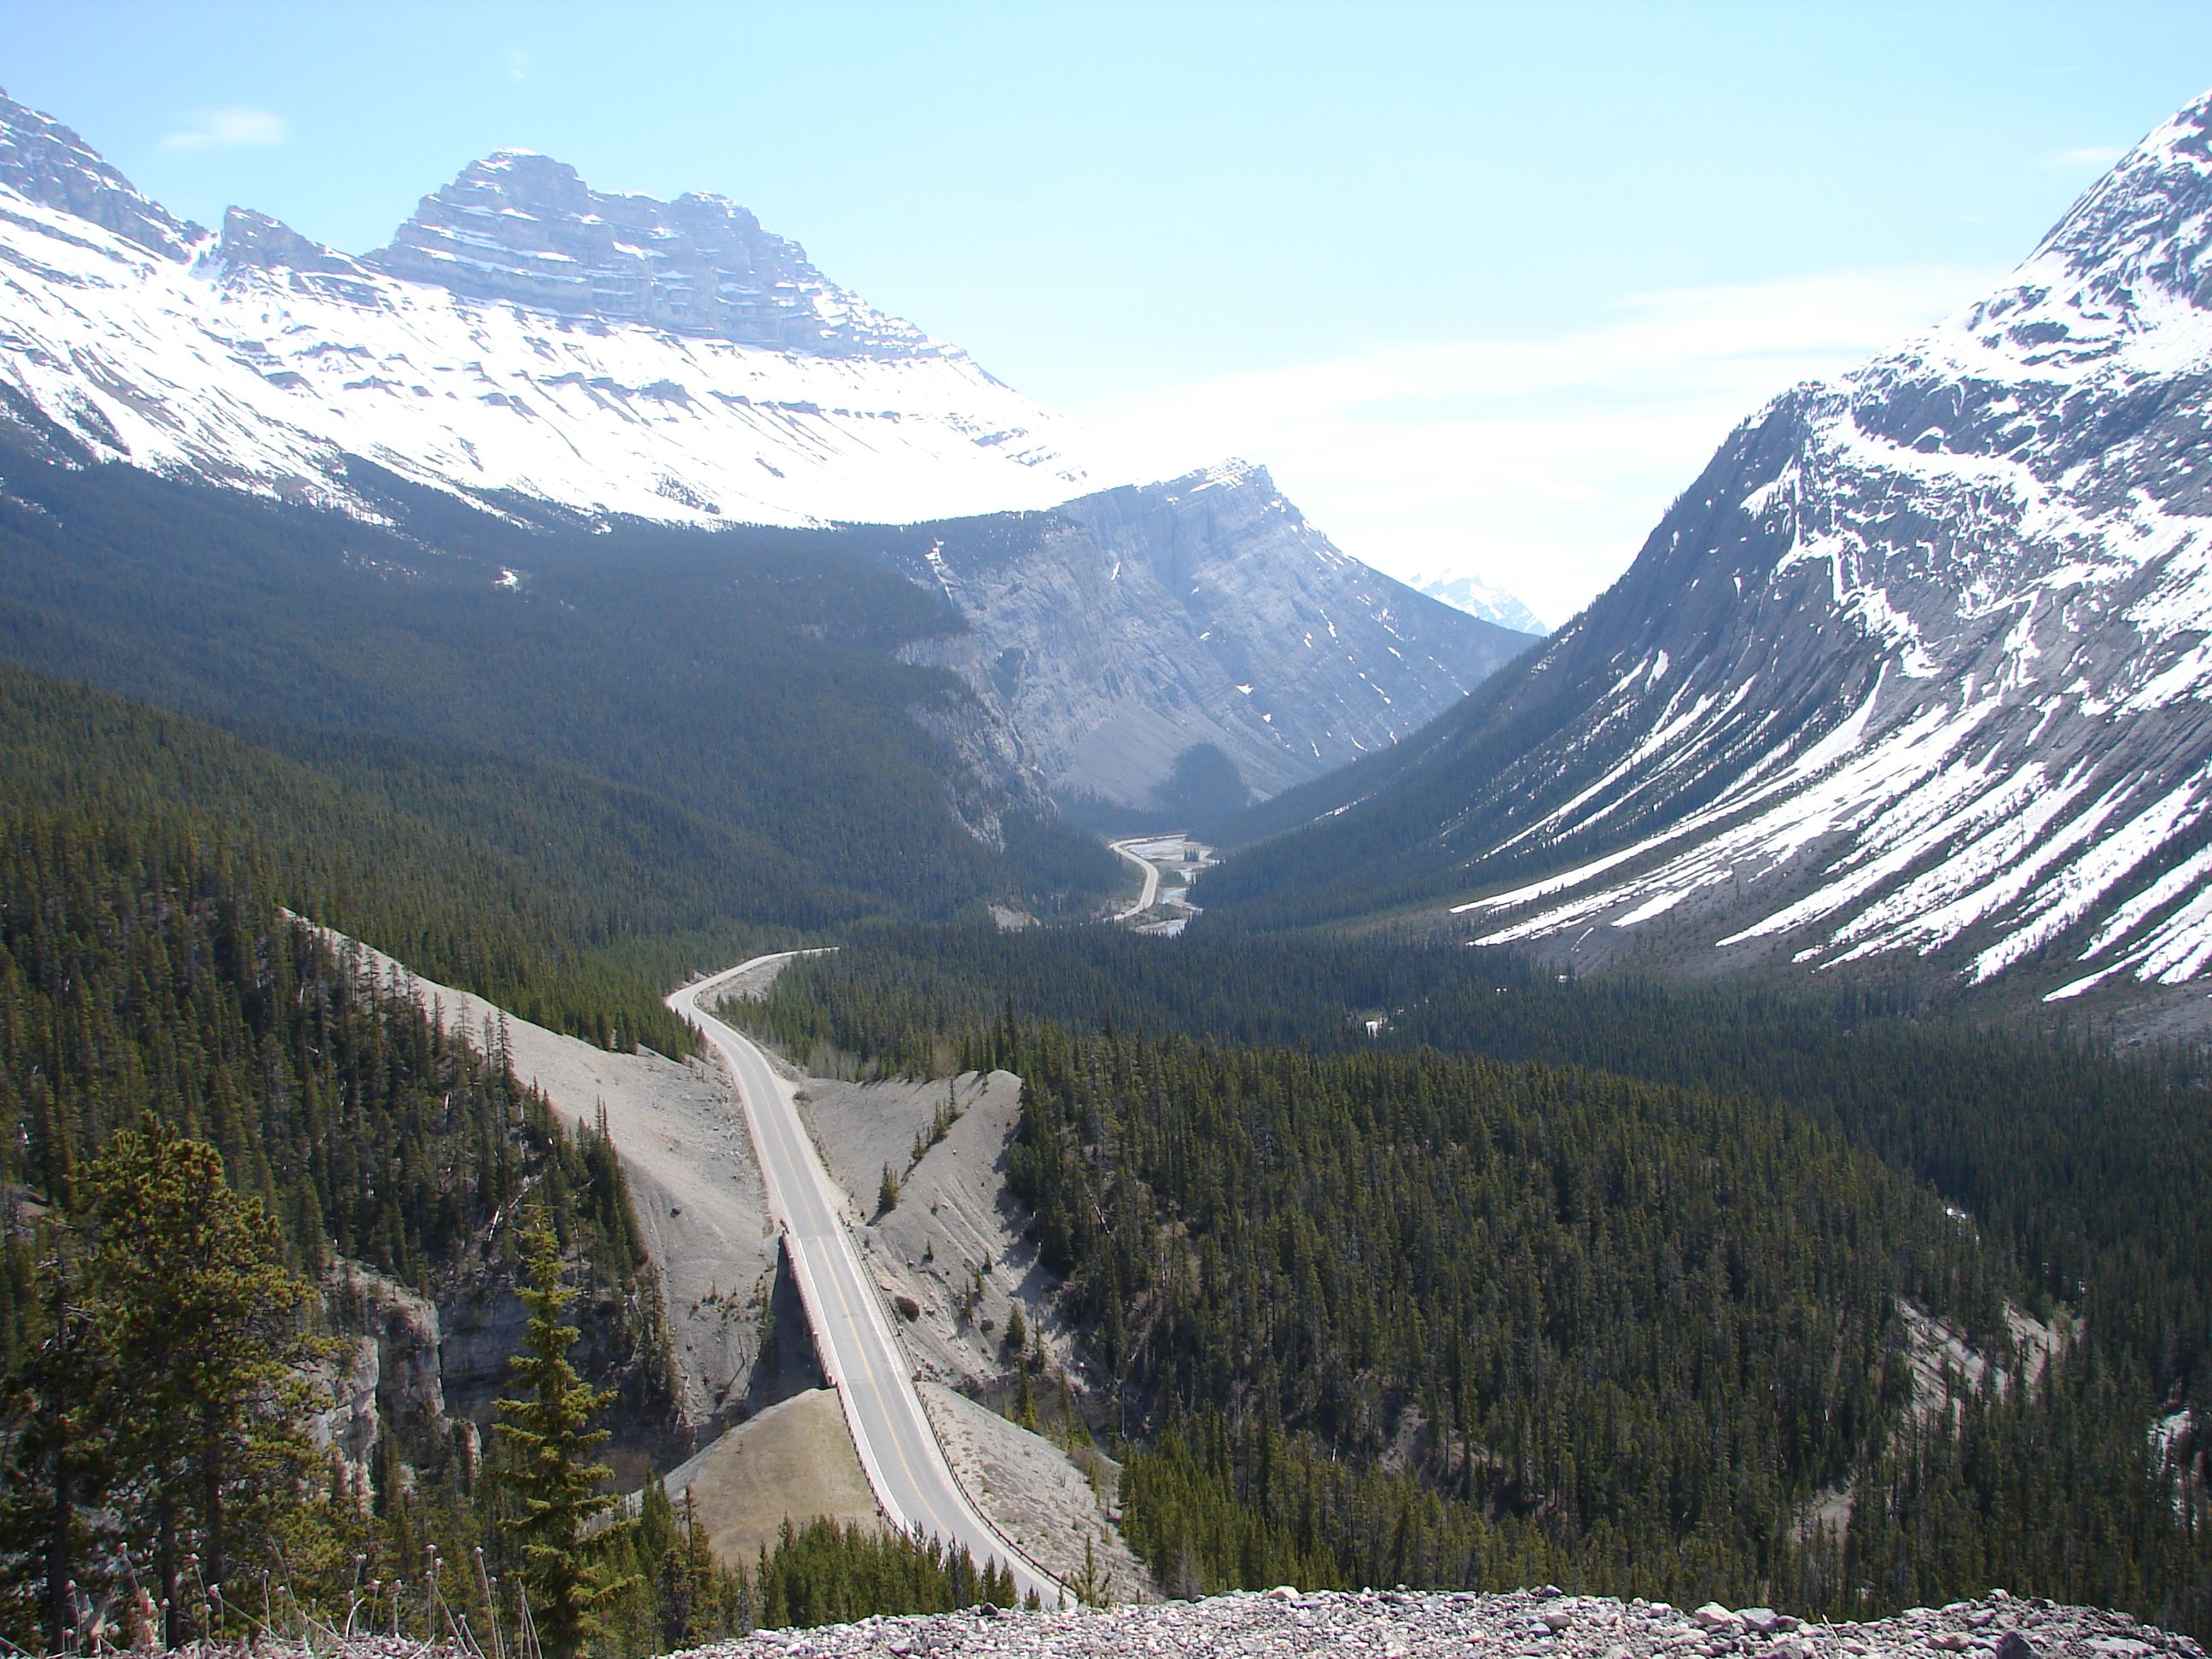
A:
[
  {"left": 495, "top": 1220, "right": 637, "bottom": 1659},
  {"left": 84, "top": 1119, "right": 322, "bottom": 1646}
]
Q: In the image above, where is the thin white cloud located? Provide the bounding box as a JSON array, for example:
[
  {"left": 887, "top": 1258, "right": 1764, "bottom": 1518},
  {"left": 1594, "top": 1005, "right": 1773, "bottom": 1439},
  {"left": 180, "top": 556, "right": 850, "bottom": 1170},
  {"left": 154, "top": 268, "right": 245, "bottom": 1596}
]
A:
[
  {"left": 2048, "top": 144, "right": 2127, "bottom": 169},
  {"left": 506, "top": 49, "right": 534, "bottom": 82},
  {"left": 1074, "top": 265, "right": 1995, "bottom": 626},
  {"left": 158, "top": 108, "right": 289, "bottom": 154}
]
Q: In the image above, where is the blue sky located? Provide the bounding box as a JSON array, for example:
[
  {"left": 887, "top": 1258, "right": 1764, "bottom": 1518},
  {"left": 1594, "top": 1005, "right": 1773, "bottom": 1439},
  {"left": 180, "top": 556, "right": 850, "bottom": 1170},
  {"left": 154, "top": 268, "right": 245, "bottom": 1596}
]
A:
[{"left": 8, "top": 1, "right": 2209, "bottom": 620}]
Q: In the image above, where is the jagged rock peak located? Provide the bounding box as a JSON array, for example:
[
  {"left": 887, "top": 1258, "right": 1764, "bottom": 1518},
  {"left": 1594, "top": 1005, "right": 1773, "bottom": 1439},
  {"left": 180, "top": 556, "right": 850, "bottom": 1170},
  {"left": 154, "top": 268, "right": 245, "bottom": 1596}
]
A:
[
  {"left": 216, "top": 206, "right": 364, "bottom": 276},
  {"left": 1991, "top": 85, "right": 2212, "bottom": 323},
  {"left": 363, "top": 148, "right": 939, "bottom": 358},
  {"left": 0, "top": 86, "right": 201, "bottom": 259}
]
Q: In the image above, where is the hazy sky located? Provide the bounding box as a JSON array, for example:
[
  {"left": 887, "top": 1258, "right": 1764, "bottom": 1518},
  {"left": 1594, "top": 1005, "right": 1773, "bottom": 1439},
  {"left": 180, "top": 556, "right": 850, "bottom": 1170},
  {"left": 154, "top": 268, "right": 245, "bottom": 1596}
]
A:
[{"left": 9, "top": 2, "right": 2210, "bottom": 623}]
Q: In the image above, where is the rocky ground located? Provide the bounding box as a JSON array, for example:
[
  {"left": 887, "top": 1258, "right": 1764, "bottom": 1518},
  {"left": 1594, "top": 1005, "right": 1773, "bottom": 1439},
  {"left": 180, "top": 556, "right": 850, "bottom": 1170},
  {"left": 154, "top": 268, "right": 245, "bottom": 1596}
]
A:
[
  {"left": 222, "top": 1589, "right": 2200, "bottom": 1659},
  {"left": 677, "top": 1589, "right": 2201, "bottom": 1659},
  {"left": 795, "top": 1069, "right": 1071, "bottom": 1388}
]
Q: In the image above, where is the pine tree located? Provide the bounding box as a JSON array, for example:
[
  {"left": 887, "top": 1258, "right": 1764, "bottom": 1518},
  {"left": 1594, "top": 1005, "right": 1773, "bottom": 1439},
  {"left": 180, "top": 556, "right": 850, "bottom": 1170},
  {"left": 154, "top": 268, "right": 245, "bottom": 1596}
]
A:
[
  {"left": 1066, "top": 1533, "right": 1113, "bottom": 1607},
  {"left": 0, "top": 1246, "right": 116, "bottom": 1654},
  {"left": 494, "top": 1219, "right": 637, "bottom": 1659},
  {"left": 84, "top": 1119, "right": 321, "bottom": 1645}
]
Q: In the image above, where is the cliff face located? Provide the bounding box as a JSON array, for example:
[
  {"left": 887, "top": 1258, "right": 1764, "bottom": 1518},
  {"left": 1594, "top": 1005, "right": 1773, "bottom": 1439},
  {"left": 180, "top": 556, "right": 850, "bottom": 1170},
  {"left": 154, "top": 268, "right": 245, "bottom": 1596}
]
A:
[
  {"left": 1207, "top": 88, "right": 2212, "bottom": 1020},
  {"left": 890, "top": 463, "right": 1534, "bottom": 810},
  {"left": 362, "top": 150, "right": 934, "bottom": 358}
]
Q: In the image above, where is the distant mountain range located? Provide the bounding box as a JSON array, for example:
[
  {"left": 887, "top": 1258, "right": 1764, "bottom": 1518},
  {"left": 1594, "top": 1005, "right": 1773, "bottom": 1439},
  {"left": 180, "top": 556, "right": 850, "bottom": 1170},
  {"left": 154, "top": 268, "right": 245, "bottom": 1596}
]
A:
[
  {"left": 0, "top": 86, "right": 1524, "bottom": 815},
  {"left": 1412, "top": 573, "right": 1547, "bottom": 637},
  {"left": 1206, "top": 86, "right": 2212, "bottom": 1027}
]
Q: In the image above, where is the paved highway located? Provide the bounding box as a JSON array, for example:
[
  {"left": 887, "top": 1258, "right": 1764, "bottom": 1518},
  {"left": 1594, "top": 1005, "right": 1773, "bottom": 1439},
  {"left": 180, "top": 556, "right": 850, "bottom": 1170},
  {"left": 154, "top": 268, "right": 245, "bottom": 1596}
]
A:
[
  {"left": 667, "top": 958, "right": 1065, "bottom": 1608},
  {"left": 1108, "top": 836, "right": 1164, "bottom": 917}
]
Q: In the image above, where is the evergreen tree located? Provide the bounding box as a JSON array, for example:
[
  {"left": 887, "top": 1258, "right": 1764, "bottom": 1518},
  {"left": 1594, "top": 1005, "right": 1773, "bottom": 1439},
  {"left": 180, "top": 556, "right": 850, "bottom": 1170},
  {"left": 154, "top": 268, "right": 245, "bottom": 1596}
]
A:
[
  {"left": 84, "top": 1118, "right": 322, "bottom": 1645},
  {"left": 0, "top": 1247, "right": 116, "bottom": 1653},
  {"left": 494, "top": 1219, "right": 637, "bottom": 1659}
]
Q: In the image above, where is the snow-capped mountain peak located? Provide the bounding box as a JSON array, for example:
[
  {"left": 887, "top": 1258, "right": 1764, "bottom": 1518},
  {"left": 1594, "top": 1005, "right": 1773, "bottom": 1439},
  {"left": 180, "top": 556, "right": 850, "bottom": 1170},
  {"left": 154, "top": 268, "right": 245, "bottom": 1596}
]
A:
[
  {"left": 362, "top": 149, "right": 935, "bottom": 358},
  {"left": 0, "top": 89, "right": 1093, "bottom": 526},
  {"left": 0, "top": 86, "right": 202, "bottom": 261},
  {"left": 1212, "top": 84, "right": 2212, "bottom": 1026},
  {"left": 2023, "top": 87, "right": 2212, "bottom": 318},
  {"left": 1411, "top": 572, "right": 1547, "bottom": 637},
  {"left": 0, "top": 88, "right": 1534, "bottom": 820}
]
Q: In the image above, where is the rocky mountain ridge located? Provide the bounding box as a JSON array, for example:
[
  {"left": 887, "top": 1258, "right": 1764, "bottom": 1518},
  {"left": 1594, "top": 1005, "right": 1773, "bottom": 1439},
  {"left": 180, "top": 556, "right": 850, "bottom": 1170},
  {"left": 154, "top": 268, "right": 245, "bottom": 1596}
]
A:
[
  {"left": 0, "top": 84, "right": 202, "bottom": 257},
  {"left": 0, "top": 86, "right": 1519, "bottom": 810},
  {"left": 889, "top": 462, "right": 1533, "bottom": 810},
  {"left": 1210, "top": 84, "right": 2212, "bottom": 1019},
  {"left": 361, "top": 148, "right": 937, "bottom": 357},
  {"left": 0, "top": 87, "right": 1090, "bottom": 527}
]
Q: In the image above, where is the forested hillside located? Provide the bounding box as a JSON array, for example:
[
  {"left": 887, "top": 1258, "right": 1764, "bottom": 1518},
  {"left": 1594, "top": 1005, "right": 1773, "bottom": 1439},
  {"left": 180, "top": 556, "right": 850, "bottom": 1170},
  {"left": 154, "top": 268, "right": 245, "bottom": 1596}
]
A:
[
  {"left": 0, "top": 808, "right": 671, "bottom": 1382},
  {"left": 0, "top": 445, "right": 1114, "bottom": 952},
  {"left": 0, "top": 800, "right": 1068, "bottom": 1651},
  {"left": 0, "top": 663, "right": 714, "bottom": 1052},
  {"left": 741, "top": 928, "right": 2212, "bottom": 1635},
  {"left": 0, "top": 809, "right": 682, "bottom": 1638}
]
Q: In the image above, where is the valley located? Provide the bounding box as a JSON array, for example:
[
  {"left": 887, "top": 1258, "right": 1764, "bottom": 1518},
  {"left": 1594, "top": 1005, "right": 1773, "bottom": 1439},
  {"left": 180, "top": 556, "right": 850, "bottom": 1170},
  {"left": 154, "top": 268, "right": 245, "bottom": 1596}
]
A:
[
  {"left": 3, "top": 48, "right": 2212, "bottom": 1659},
  {"left": 1108, "top": 835, "right": 1214, "bottom": 931},
  {"left": 1202, "top": 91, "right": 2212, "bottom": 1038}
]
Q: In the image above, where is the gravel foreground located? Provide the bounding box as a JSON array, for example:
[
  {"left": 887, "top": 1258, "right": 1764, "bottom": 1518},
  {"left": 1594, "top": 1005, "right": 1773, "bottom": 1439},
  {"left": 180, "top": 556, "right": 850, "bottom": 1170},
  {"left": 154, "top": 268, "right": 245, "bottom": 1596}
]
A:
[
  {"left": 661, "top": 1588, "right": 2207, "bottom": 1659},
  {"left": 120, "top": 1591, "right": 2204, "bottom": 1659}
]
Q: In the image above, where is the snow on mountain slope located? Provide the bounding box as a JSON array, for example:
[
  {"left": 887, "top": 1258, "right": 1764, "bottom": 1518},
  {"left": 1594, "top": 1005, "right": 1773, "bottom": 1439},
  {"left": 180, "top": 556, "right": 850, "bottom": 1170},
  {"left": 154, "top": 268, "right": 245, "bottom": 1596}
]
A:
[
  {"left": 0, "top": 90, "right": 1090, "bottom": 527},
  {"left": 1412, "top": 573, "right": 1547, "bottom": 637},
  {"left": 0, "top": 87, "right": 1538, "bottom": 815},
  {"left": 1212, "top": 87, "right": 2212, "bottom": 1011}
]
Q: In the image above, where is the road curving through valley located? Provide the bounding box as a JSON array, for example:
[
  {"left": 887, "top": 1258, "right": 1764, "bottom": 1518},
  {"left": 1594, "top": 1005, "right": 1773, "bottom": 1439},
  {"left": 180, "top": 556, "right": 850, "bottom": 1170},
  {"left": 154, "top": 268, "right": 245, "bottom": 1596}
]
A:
[{"left": 667, "top": 957, "right": 1068, "bottom": 1610}]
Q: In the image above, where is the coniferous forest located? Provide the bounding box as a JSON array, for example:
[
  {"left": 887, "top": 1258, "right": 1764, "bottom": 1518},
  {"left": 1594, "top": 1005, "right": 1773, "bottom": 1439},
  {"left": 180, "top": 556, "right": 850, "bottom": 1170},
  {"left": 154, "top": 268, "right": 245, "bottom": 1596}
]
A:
[
  {"left": 0, "top": 452, "right": 2207, "bottom": 1653},
  {"left": 0, "top": 812, "right": 1042, "bottom": 1654},
  {"left": 740, "top": 932, "right": 2212, "bottom": 1636},
  {"left": 13, "top": 30, "right": 2212, "bottom": 1659},
  {"left": 5, "top": 637, "right": 2212, "bottom": 1650}
]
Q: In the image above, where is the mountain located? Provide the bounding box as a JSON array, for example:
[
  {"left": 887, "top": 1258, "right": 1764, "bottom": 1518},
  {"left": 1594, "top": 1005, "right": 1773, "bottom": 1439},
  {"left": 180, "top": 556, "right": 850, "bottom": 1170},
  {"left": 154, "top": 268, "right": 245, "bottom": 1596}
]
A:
[
  {"left": 0, "top": 88, "right": 1515, "bottom": 810},
  {"left": 0, "top": 449, "right": 1119, "bottom": 946},
  {"left": 0, "top": 89, "right": 1086, "bottom": 527},
  {"left": 1204, "top": 88, "right": 2212, "bottom": 1022},
  {"left": 870, "top": 463, "right": 1534, "bottom": 813},
  {"left": 1412, "top": 571, "right": 1548, "bottom": 636}
]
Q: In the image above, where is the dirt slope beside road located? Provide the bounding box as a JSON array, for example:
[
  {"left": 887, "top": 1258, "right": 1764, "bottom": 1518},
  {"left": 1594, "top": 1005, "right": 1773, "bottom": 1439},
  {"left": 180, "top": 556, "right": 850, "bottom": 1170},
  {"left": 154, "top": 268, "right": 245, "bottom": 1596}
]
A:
[
  {"left": 920, "top": 1383, "right": 1156, "bottom": 1603},
  {"left": 794, "top": 1068, "right": 1151, "bottom": 1598},
  {"left": 323, "top": 934, "right": 783, "bottom": 1434},
  {"left": 657, "top": 1388, "right": 880, "bottom": 1568},
  {"left": 796, "top": 1070, "right": 1068, "bottom": 1388}
]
